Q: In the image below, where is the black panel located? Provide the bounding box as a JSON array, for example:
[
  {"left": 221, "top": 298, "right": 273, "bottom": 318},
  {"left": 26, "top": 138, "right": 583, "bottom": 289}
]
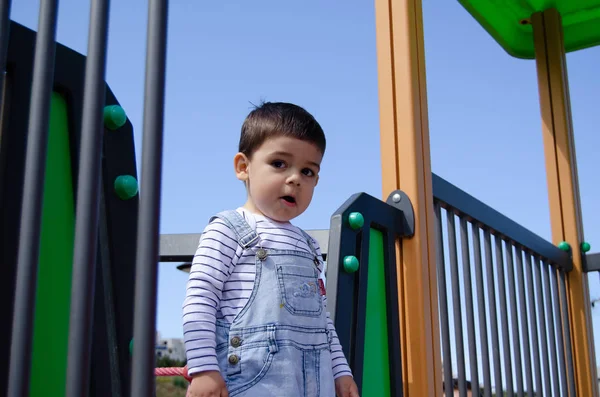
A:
[
  {"left": 0, "top": 21, "right": 38, "bottom": 391},
  {"left": 96, "top": 85, "right": 139, "bottom": 397},
  {"left": 0, "top": 21, "right": 138, "bottom": 396},
  {"left": 328, "top": 192, "right": 408, "bottom": 397}
]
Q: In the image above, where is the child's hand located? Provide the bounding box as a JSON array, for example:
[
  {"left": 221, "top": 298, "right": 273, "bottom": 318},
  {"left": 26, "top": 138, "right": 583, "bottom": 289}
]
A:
[
  {"left": 335, "top": 375, "right": 360, "bottom": 397},
  {"left": 187, "top": 370, "right": 229, "bottom": 397}
]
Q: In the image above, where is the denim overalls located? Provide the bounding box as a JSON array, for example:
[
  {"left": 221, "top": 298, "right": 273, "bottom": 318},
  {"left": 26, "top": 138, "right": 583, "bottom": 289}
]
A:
[{"left": 212, "top": 210, "right": 336, "bottom": 397}]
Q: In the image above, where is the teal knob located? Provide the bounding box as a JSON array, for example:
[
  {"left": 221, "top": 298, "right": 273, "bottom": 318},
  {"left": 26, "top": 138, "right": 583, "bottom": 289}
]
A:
[
  {"left": 104, "top": 105, "right": 127, "bottom": 130},
  {"left": 348, "top": 212, "right": 364, "bottom": 230},
  {"left": 558, "top": 241, "right": 570, "bottom": 252},
  {"left": 114, "top": 175, "right": 139, "bottom": 200},
  {"left": 581, "top": 242, "right": 591, "bottom": 253},
  {"left": 343, "top": 255, "right": 359, "bottom": 273},
  {"left": 129, "top": 338, "right": 134, "bottom": 355}
]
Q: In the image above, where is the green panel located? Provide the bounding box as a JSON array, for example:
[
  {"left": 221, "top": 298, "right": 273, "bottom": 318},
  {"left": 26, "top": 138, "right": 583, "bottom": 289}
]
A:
[
  {"left": 457, "top": 1, "right": 600, "bottom": 58},
  {"left": 30, "top": 92, "right": 75, "bottom": 396},
  {"left": 362, "top": 229, "right": 391, "bottom": 396}
]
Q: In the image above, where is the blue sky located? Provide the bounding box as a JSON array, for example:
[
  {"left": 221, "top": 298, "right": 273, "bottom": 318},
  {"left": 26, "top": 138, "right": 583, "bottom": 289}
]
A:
[{"left": 10, "top": 0, "right": 600, "bottom": 383}]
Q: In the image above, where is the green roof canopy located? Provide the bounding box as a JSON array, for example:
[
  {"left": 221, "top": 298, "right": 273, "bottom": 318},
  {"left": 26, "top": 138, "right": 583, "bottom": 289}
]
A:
[{"left": 458, "top": 0, "right": 600, "bottom": 59}]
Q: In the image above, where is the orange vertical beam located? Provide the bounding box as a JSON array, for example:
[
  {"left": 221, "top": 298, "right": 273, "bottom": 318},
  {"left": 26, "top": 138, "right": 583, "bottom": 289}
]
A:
[
  {"left": 374, "top": 0, "right": 441, "bottom": 395},
  {"left": 532, "top": 8, "right": 597, "bottom": 397}
]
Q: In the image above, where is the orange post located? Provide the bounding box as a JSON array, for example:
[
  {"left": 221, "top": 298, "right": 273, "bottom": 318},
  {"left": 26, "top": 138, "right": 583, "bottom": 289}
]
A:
[
  {"left": 374, "top": 0, "right": 441, "bottom": 395},
  {"left": 532, "top": 8, "right": 597, "bottom": 397}
]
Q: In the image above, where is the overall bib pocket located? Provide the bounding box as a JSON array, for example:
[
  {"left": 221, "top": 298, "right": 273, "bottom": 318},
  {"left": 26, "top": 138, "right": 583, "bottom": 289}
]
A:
[{"left": 276, "top": 264, "right": 323, "bottom": 317}]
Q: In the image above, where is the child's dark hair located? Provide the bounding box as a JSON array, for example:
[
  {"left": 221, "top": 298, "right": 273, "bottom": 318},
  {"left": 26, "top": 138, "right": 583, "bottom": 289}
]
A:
[{"left": 239, "top": 101, "right": 326, "bottom": 158}]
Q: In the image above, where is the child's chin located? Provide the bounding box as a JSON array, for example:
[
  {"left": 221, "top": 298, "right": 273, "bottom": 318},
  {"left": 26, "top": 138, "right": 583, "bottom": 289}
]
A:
[{"left": 271, "top": 209, "right": 300, "bottom": 222}]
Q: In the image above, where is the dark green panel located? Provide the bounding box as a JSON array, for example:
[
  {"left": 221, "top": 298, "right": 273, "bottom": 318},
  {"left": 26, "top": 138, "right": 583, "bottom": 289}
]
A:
[
  {"left": 362, "top": 229, "right": 391, "bottom": 396},
  {"left": 30, "top": 92, "right": 75, "bottom": 396}
]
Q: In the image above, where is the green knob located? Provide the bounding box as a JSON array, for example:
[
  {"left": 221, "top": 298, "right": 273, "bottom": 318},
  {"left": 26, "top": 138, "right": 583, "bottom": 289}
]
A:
[
  {"left": 581, "top": 242, "right": 591, "bottom": 253},
  {"left": 104, "top": 105, "right": 127, "bottom": 130},
  {"left": 343, "top": 255, "right": 359, "bottom": 273},
  {"left": 114, "top": 175, "right": 139, "bottom": 200},
  {"left": 348, "top": 212, "right": 364, "bottom": 230},
  {"left": 129, "top": 338, "right": 134, "bottom": 355},
  {"left": 558, "top": 241, "right": 570, "bottom": 252}
]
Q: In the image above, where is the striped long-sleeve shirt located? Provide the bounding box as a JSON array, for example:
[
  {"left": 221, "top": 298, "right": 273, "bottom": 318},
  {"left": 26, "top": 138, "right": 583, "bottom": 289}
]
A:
[{"left": 182, "top": 207, "right": 352, "bottom": 379}]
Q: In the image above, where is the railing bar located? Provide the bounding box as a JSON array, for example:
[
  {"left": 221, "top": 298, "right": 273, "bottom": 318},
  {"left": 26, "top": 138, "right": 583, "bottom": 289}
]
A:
[
  {"left": 504, "top": 242, "right": 524, "bottom": 397},
  {"left": 129, "top": 0, "right": 169, "bottom": 395},
  {"left": 97, "top": 185, "right": 123, "bottom": 396},
  {"left": 483, "top": 229, "right": 503, "bottom": 394},
  {"left": 533, "top": 257, "right": 551, "bottom": 395},
  {"left": 525, "top": 254, "right": 543, "bottom": 395},
  {"left": 542, "top": 261, "right": 560, "bottom": 396},
  {"left": 6, "top": 1, "right": 59, "bottom": 396},
  {"left": 0, "top": 0, "right": 12, "bottom": 99},
  {"left": 447, "top": 213, "right": 466, "bottom": 395},
  {"left": 515, "top": 248, "right": 534, "bottom": 396},
  {"left": 494, "top": 236, "right": 513, "bottom": 396},
  {"left": 558, "top": 270, "right": 576, "bottom": 397},
  {"left": 64, "top": 0, "right": 111, "bottom": 395},
  {"left": 432, "top": 175, "right": 571, "bottom": 271},
  {"left": 471, "top": 224, "right": 492, "bottom": 397},
  {"left": 460, "top": 218, "right": 479, "bottom": 390},
  {"left": 435, "top": 204, "right": 453, "bottom": 397},
  {"left": 550, "top": 267, "right": 568, "bottom": 397}
]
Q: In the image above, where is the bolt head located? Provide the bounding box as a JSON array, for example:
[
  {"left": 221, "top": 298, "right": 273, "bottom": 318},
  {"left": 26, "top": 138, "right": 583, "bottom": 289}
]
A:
[
  {"left": 348, "top": 212, "right": 364, "bottom": 230},
  {"left": 343, "top": 256, "right": 359, "bottom": 273},
  {"left": 558, "top": 241, "right": 570, "bottom": 252},
  {"left": 581, "top": 242, "right": 591, "bottom": 253}
]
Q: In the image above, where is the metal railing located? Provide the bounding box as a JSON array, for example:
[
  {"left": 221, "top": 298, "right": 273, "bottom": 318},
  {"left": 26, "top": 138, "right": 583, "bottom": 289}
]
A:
[
  {"left": 433, "top": 173, "right": 576, "bottom": 397},
  {"left": 1, "top": 1, "right": 168, "bottom": 396}
]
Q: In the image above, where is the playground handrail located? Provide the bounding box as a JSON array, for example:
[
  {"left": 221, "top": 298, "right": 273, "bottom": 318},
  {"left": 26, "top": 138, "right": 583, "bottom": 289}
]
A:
[
  {"left": 432, "top": 173, "right": 576, "bottom": 396},
  {"left": 432, "top": 173, "right": 572, "bottom": 272}
]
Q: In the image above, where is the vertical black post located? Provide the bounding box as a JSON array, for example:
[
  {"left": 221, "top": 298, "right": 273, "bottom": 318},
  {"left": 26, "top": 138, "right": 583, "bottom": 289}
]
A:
[
  {"left": 0, "top": 0, "right": 12, "bottom": 98},
  {"left": 65, "top": 0, "right": 111, "bottom": 395},
  {"left": 129, "top": 0, "right": 169, "bottom": 395},
  {"left": 328, "top": 191, "right": 412, "bottom": 397},
  {"left": 6, "top": 1, "right": 59, "bottom": 396}
]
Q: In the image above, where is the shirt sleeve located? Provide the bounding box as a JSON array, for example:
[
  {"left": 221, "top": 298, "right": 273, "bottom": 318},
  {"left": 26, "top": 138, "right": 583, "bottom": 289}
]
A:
[
  {"left": 182, "top": 218, "right": 240, "bottom": 376},
  {"left": 311, "top": 237, "right": 354, "bottom": 380}
]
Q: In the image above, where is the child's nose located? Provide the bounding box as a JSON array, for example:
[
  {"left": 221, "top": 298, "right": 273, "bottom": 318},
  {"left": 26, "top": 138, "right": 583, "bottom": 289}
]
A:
[{"left": 286, "top": 172, "right": 301, "bottom": 185}]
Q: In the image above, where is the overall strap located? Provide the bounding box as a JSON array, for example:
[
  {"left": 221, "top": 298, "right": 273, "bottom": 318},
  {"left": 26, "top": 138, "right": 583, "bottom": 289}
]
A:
[
  {"left": 299, "top": 229, "right": 328, "bottom": 296},
  {"left": 298, "top": 229, "right": 320, "bottom": 258},
  {"left": 209, "top": 210, "right": 259, "bottom": 249}
]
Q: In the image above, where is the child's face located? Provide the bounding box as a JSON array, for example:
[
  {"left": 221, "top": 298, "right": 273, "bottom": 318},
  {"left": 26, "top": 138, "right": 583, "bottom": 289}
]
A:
[{"left": 234, "top": 136, "right": 323, "bottom": 222}]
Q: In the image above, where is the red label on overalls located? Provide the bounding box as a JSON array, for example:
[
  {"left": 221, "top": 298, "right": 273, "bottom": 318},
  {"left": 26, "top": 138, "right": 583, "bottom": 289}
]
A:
[{"left": 318, "top": 279, "right": 326, "bottom": 296}]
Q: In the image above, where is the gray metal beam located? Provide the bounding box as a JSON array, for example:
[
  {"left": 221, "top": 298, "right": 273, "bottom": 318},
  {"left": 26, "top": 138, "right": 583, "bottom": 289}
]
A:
[
  {"left": 159, "top": 233, "right": 202, "bottom": 262},
  {"left": 159, "top": 229, "right": 331, "bottom": 263},
  {"left": 585, "top": 252, "right": 600, "bottom": 272}
]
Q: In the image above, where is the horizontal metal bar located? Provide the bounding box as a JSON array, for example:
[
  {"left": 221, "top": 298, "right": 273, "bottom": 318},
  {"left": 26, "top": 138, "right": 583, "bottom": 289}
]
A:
[
  {"left": 584, "top": 252, "right": 600, "bottom": 272},
  {"left": 159, "top": 233, "right": 202, "bottom": 262},
  {"left": 159, "top": 229, "right": 330, "bottom": 262},
  {"left": 431, "top": 173, "right": 572, "bottom": 271}
]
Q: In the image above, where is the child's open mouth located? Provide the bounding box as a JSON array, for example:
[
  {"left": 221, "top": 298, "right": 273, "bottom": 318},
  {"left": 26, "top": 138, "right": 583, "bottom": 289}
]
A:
[{"left": 281, "top": 196, "right": 296, "bottom": 207}]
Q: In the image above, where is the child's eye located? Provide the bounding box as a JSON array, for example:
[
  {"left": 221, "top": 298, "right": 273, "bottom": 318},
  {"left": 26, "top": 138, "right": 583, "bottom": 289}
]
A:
[
  {"left": 271, "top": 160, "right": 286, "bottom": 168},
  {"left": 302, "top": 168, "right": 315, "bottom": 177}
]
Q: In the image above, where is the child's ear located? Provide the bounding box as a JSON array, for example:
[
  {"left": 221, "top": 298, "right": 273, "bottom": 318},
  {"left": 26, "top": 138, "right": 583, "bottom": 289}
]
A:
[{"left": 234, "top": 152, "right": 250, "bottom": 181}]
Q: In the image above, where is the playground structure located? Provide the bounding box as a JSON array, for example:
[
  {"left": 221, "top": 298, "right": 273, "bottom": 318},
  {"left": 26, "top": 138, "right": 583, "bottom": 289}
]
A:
[{"left": 1, "top": 1, "right": 599, "bottom": 397}]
